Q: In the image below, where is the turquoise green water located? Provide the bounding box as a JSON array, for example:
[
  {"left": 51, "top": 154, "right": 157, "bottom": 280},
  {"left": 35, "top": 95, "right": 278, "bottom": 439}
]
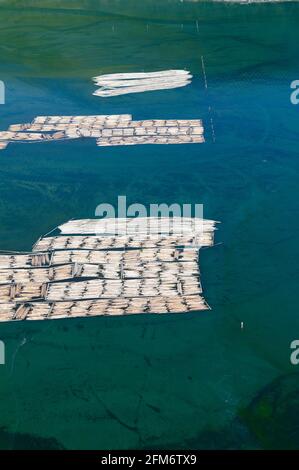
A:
[{"left": 0, "top": 0, "right": 299, "bottom": 449}]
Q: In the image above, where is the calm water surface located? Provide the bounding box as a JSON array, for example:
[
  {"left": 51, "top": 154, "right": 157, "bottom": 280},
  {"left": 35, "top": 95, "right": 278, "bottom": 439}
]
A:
[{"left": 0, "top": 0, "right": 299, "bottom": 449}]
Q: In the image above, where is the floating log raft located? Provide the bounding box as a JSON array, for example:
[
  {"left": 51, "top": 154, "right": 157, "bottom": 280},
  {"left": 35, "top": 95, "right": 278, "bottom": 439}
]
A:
[
  {"left": 0, "top": 115, "right": 204, "bottom": 150},
  {"left": 45, "top": 277, "right": 202, "bottom": 302},
  {"left": 0, "top": 295, "right": 209, "bottom": 322},
  {"left": 49, "top": 247, "right": 198, "bottom": 266},
  {"left": 0, "top": 265, "right": 75, "bottom": 284},
  {"left": 0, "top": 247, "right": 199, "bottom": 269},
  {"left": 0, "top": 275, "right": 201, "bottom": 304},
  {"left": 33, "top": 232, "right": 214, "bottom": 252},
  {"left": 0, "top": 282, "right": 44, "bottom": 304},
  {"left": 0, "top": 131, "right": 71, "bottom": 142},
  {"left": 95, "top": 120, "right": 204, "bottom": 145},
  {"left": 0, "top": 260, "right": 200, "bottom": 284},
  {"left": 0, "top": 217, "right": 218, "bottom": 322},
  {"left": 0, "top": 252, "right": 51, "bottom": 269},
  {"left": 93, "top": 70, "right": 192, "bottom": 97}
]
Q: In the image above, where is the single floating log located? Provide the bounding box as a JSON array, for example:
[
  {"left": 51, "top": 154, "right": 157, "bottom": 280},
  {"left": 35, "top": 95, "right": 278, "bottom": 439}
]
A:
[{"left": 0, "top": 217, "right": 218, "bottom": 322}]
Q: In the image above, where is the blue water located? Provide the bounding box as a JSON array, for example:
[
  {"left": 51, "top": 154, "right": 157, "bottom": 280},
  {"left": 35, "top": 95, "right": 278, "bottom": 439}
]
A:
[{"left": 0, "top": 1, "right": 299, "bottom": 449}]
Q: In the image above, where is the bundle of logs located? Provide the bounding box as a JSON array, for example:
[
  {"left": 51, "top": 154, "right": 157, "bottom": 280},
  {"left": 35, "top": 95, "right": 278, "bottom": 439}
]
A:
[{"left": 92, "top": 70, "right": 192, "bottom": 97}]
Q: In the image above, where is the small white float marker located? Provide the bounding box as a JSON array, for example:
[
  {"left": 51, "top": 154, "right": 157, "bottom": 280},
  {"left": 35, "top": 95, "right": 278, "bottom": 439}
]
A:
[{"left": 241, "top": 321, "right": 244, "bottom": 330}]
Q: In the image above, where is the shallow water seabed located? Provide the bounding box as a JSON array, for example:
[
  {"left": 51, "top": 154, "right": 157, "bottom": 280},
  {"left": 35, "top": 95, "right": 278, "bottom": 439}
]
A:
[{"left": 0, "top": 1, "right": 299, "bottom": 449}]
